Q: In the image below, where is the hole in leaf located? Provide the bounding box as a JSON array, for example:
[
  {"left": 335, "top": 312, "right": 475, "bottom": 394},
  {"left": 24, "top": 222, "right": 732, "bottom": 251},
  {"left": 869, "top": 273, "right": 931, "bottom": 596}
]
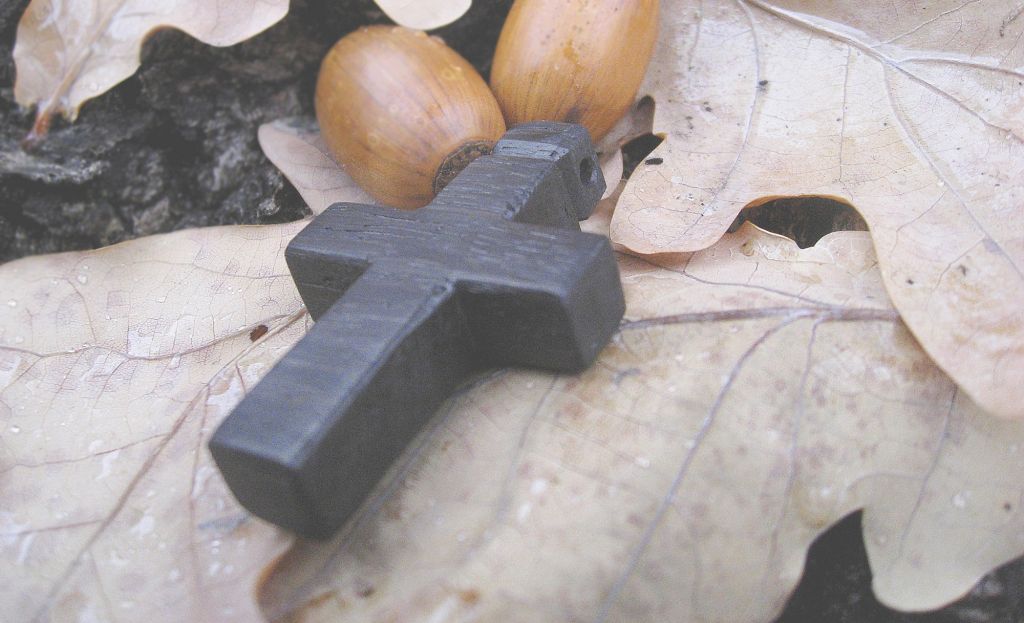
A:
[
  {"left": 728, "top": 195, "right": 868, "bottom": 249},
  {"left": 621, "top": 133, "right": 665, "bottom": 179},
  {"left": 776, "top": 512, "right": 1024, "bottom": 622}
]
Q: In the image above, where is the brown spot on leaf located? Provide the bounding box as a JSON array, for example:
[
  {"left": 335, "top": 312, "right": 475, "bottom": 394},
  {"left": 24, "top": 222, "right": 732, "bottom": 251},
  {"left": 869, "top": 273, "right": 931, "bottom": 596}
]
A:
[
  {"left": 304, "top": 591, "right": 341, "bottom": 611},
  {"left": 561, "top": 399, "right": 586, "bottom": 421},
  {"left": 384, "top": 498, "right": 403, "bottom": 521},
  {"left": 250, "top": 324, "right": 269, "bottom": 341},
  {"left": 356, "top": 584, "right": 375, "bottom": 598}
]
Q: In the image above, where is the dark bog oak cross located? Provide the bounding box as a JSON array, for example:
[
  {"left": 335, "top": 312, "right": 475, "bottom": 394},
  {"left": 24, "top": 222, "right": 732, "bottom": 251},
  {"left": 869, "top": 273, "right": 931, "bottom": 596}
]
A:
[{"left": 210, "top": 122, "right": 625, "bottom": 538}]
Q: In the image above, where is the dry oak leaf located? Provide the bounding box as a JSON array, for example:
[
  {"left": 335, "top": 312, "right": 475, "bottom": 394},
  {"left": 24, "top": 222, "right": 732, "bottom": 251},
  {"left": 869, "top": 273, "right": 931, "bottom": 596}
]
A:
[
  {"left": 0, "top": 221, "right": 311, "bottom": 622},
  {"left": 257, "top": 118, "right": 374, "bottom": 215},
  {"left": 0, "top": 123, "right": 364, "bottom": 621},
  {"left": 611, "top": 0, "right": 1024, "bottom": 420},
  {"left": 0, "top": 122, "right": 365, "bottom": 619},
  {"left": 13, "top": 0, "right": 289, "bottom": 134}
]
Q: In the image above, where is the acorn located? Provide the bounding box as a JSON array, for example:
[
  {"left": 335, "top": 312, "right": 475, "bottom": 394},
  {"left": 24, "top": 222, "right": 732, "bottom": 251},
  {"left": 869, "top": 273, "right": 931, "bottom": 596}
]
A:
[
  {"left": 490, "top": 0, "right": 659, "bottom": 143},
  {"left": 315, "top": 26, "right": 506, "bottom": 209}
]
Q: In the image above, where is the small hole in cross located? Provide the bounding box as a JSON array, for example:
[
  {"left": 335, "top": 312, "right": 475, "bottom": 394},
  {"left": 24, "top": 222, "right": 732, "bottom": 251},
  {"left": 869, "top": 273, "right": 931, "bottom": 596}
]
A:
[{"left": 579, "top": 158, "right": 597, "bottom": 185}]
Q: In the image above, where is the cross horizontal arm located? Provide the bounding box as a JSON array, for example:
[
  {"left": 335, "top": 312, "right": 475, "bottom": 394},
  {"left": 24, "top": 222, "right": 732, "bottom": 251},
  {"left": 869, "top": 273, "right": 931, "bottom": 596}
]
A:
[{"left": 286, "top": 203, "right": 608, "bottom": 291}]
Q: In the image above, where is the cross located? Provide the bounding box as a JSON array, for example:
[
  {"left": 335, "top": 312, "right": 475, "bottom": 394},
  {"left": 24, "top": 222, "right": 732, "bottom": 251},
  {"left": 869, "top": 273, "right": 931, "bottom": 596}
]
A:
[{"left": 209, "top": 122, "right": 625, "bottom": 539}]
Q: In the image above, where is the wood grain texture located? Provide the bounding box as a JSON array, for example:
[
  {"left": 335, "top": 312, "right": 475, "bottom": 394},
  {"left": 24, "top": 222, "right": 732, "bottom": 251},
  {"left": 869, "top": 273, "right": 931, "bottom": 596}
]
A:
[
  {"left": 490, "top": 0, "right": 659, "bottom": 142},
  {"left": 209, "top": 122, "right": 625, "bottom": 538},
  {"left": 315, "top": 25, "right": 506, "bottom": 209}
]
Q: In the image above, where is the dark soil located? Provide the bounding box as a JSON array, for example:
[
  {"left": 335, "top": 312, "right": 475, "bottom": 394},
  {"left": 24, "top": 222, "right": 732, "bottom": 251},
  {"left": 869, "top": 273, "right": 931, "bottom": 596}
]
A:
[{"left": 1, "top": 1, "right": 1021, "bottom": 621}]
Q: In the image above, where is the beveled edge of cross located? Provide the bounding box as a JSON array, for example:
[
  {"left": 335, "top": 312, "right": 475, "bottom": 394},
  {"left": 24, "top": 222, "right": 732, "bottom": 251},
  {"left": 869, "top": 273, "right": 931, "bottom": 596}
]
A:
[{"left": 209, "top": 122, "right": 625, "bottom": 538}]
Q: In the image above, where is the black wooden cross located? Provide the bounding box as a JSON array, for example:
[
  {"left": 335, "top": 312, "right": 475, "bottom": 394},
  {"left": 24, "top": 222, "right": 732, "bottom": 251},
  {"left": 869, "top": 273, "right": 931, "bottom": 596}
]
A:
[{"left": 209, "top": 122, "right": 625, "bottom": 538}]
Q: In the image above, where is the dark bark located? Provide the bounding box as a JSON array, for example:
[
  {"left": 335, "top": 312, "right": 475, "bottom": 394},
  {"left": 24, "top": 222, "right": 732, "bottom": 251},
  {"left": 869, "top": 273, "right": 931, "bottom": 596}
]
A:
[{"left": 0, "top": 0, "right": 512, "bottom": 262}]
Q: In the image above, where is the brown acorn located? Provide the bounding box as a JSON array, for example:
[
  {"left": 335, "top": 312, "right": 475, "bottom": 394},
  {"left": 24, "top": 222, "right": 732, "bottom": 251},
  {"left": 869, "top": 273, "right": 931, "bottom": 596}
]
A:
[
  {"left": 490, "top": 0, "right": 659, "bottom": 143},
  {"left": 315, "top": 26, "right": 506, "bottom": 209}
]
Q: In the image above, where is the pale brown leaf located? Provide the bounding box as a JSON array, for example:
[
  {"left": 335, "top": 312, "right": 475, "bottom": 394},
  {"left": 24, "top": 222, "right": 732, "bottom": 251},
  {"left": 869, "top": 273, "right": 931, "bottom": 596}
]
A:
[
  {"left": 258, "top": 118, "right": 374, "bottom": 215},
  {"left": 610, "top": 0, "right": 1024, "bottom": 419},
  {"left": 13, "top": 0, "right": 288, "bottom": 134},
  {"left": 0, "top": 223, "right": 307, "bottom": 622}
]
